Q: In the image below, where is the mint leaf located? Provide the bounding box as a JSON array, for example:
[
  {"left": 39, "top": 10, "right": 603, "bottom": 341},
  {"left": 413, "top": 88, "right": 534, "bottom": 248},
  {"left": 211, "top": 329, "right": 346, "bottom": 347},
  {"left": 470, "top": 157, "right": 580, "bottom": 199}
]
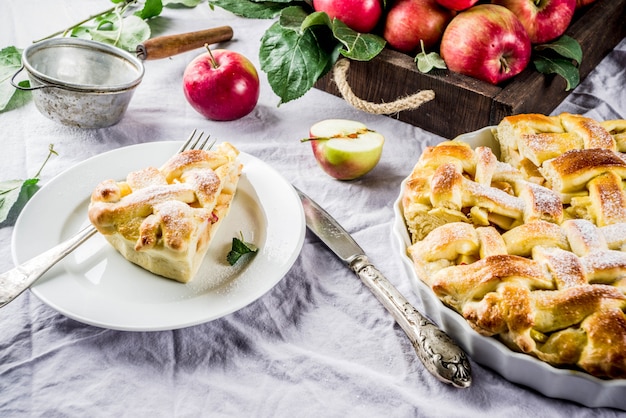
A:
[
  {"left": 534, "top": 35, "right": 582, "bottom": 65},
  {"left": 260, "top": 14, "right": 334, "bottom": 104},
  {"left": 226, "top": 236, "right": 258, "bottom": 265},
  {"left": 208, "top": 0, "right": 291, "bottom": 19},
  {"left": 533, "top": 56, "right": 580, "bottom": 91},
  {"left": 0, "top": 46, "right": 31, "bottom": 112},
  {"left": 331, "top": 19, "right": 385, "bottom": 61}
]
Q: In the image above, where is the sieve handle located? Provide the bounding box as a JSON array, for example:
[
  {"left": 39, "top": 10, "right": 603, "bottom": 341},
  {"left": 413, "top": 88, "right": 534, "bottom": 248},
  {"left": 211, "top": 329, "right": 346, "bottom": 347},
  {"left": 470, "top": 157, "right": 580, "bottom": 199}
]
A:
[
  {"left": 136, "top": 26, "right": 234, "bottom": 60},
  {"left": 10, "top": 66, "right": 49, "bottom": 91}
]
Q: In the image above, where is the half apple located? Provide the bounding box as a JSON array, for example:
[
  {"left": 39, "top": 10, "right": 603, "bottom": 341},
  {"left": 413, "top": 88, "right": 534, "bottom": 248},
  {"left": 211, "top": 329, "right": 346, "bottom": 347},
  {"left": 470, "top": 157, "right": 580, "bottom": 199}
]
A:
[{"left": 303, "top": 119, "right": 385, "bottom": 180}]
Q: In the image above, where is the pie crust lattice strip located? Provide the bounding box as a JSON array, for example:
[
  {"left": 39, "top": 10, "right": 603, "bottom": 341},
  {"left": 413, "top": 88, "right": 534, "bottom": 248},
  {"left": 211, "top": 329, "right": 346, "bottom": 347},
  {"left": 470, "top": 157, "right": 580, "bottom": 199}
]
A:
[
  {"left": 402, "top": 113, "right": 626, "bottom": 379},
  {"left": 88, "top": 142, "right": 242, "bottom": 283}
]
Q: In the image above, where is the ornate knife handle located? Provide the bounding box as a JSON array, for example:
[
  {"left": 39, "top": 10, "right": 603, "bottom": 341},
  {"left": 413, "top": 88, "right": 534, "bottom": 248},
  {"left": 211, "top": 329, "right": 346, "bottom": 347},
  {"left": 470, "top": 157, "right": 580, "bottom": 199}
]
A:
[{"left": 350, "top": 255, "right": 472, "bottom": 388}]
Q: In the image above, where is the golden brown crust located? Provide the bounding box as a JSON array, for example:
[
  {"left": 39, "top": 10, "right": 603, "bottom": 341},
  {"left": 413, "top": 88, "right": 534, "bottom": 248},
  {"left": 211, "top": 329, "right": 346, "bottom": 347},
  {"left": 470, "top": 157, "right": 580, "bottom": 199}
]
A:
[
  {"left": 88, "top": 142, "right": 242, "bottom": 283},
  {"left": 402, "top": 113, "right": 626, "bottom": 379},
  {"left": 541, "top": 148, "right": 626, "bottom": 194},
  {"left": 601, "top": 119, "right": 626, "bottom": 152},
  {"left": 559, "top": 113, "right": 616, "bottom": 150}
]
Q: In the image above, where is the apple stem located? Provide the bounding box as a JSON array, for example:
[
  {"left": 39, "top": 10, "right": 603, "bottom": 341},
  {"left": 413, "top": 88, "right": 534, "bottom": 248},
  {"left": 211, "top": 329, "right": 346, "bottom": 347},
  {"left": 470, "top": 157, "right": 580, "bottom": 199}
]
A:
[
  {"left": 500, "top": 56, "right": 510, "bottom": 74},
  {"left": 205, "top": 43, "right": 219, "bottom": 69},
  {"left": 300, "top": 128, "right": 373, "bottom": 143}
]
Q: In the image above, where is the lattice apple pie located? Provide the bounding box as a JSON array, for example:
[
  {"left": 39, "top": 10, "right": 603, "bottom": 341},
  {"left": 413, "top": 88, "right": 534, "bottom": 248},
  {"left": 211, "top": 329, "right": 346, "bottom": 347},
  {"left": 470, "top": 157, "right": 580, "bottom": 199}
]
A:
[
  {"left": 402, "top": 113, "right": 626, "bottom": 379},
  {"left": 88, "top": 142, "right": 242, "bottom": 283}
]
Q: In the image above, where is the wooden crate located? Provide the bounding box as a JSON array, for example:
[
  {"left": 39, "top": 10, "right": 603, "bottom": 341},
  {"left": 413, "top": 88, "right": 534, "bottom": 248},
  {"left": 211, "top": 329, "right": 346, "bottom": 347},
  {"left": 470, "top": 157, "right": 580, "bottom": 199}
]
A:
[{"left": 314, "top": 0, "right": 626, "bottom": 139}]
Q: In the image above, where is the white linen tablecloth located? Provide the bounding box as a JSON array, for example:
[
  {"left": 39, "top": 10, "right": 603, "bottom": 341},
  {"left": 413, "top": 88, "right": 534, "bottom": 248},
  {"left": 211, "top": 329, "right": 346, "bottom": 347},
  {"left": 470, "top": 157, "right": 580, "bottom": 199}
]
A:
[{"left": 1, "top": 2, "right": 625, "bottom": 416}]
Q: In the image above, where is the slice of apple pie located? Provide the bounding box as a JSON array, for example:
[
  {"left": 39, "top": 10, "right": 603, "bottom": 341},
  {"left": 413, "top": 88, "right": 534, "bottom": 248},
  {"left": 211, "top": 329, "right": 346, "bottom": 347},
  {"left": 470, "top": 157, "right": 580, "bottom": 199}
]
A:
[{"left": 88, "top": 142, "right": 242, "bottom": 283}]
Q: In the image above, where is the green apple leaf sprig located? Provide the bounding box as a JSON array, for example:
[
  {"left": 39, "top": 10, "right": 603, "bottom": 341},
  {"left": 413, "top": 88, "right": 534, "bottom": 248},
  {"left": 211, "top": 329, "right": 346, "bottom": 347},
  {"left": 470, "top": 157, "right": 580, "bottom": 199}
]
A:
[
  {"left": 0, "top": 0, "right": 204, "bottom": 114},
  {"left": 210, "top": 0, "right": 386, "bottom": 105},
  {"left": 0, "top": 144, "right": 58, "bottom": 225},
  {"left": 532, "top": 35, "right": 583, "bottom": 91}
]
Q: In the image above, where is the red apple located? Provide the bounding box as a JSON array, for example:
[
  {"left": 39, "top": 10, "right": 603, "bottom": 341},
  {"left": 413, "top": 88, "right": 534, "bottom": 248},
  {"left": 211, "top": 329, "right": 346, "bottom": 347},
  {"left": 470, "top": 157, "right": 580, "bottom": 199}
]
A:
[
  {"left": 304, "top": 119, "right": 385, "bottom": 180},
  {"left": 435, "top": 0, "right": 479, "bottom": 11},
  {"left": 383, "top": 0, "right": 455, "bottom": 53},
  {"left": 183, "top": 48, "right": 260, "bottom": 121},
  {"left": 313, "top": 0, "right": 383, "bottom": 33},
  {"left": 492, "top": 0, "right": 576, "bottom": 44},
  {"left": 440, "top": 4, "right": 531, "bottom": 84}
]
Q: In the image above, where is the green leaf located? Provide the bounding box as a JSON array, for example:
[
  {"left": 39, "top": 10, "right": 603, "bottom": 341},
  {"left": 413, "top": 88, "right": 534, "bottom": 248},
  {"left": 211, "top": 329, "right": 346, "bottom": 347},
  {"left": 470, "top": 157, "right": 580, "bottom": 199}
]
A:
[
  {"left": 116, "top": 15, "right": 152, "bottom": 50},
  {"left": 0, "top": 144, "right": 56, "bottom": 225},
  {"left": 534, "top": 35, "right": 582, "bottom": 65},
  {"left": 331, "top": 19, "right": 385, "bottom": 61},
  {"left": 226, "top": 236, "right": 258, "bottom": 265},
  {"left": 0, "top": 179, "right": 39, "bottom": 224},
  {"left": 260, "top": 20, "right": 333, "bottom": 104},
  {"left": 69, "top": 26, "right": 92, "bottom": 39},
  {"left": 533, "top": 56, "right": 580, "bottom": 91},
  {"left": 532, "top": 35, "right": 582, "bottom": 91},
  {"left": 415, "top": 51, "right": 446, "bottom": 73},
  {"left": 414, "top": 40, "right": 446, "bottom": 73},
  {"left": 279, "top": 4, "right": 311, "bottom": 31},
  {"left": 300, "top": 11, "right": 332, "bottom": 32},
  {"left": 0, "top": 180, "right": 24, "bottom": 220},
  {"left": 88, "top": 14, "right": 152, "bottom": 51},
  {"left": 135, "top": 0, "right": 164, "bottom": 19},
  {"left": 96, "top": 19, "right": 116, "bottom": 31},
  {"left": 208, "top": 0, "right": 291, "bottom": 18},
  {"left": 19, "top": 178, "right": 40, "bottom": 201},
  {"left": 0, "top": 46, "right": 29, "bottom": 112},
  {"left": 1, "top": 81, "right": 31, "bottom": 112}
]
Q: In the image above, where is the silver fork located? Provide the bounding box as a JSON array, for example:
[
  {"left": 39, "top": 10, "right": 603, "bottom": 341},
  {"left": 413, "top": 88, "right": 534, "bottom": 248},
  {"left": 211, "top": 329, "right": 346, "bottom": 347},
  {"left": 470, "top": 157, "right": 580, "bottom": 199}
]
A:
[{"left": 0, "top": 130, "right": 212, "bottom": 308}]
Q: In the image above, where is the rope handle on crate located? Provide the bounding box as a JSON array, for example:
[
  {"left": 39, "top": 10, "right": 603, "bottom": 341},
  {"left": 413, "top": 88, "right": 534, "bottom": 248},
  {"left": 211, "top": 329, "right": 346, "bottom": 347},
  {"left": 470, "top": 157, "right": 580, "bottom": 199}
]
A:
[{"left": 332, "top": 58, "right": 435, "bottom": 115}]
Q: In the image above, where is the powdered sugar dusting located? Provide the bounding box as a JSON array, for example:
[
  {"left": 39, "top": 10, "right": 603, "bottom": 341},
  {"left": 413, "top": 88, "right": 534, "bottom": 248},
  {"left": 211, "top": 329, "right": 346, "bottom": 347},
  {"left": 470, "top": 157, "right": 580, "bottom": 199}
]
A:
[
  {"left": 581, "top": 119, "right": 615, "bottom": 149},
  {"left": 525, "top": 182, "right": 562, "bottom": 221}
]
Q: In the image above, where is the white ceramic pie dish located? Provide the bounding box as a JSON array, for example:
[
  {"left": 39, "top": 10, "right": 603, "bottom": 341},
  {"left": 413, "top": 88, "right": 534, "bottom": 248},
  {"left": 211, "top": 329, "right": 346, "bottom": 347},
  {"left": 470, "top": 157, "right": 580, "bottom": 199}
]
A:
[{"left": 391, "top": 127, "right": 626, "bottom": 410}]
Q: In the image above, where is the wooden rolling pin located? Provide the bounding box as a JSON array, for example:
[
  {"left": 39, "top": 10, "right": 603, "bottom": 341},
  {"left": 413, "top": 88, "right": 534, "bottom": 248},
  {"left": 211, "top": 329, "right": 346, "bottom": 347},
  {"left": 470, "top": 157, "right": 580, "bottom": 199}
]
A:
[{"left": 136, "top": 26, "right": 234, "bottom": 60}]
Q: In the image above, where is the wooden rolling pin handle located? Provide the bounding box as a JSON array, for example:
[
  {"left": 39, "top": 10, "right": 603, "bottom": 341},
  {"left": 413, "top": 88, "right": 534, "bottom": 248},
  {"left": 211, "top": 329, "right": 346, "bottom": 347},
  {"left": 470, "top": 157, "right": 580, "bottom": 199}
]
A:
[{"left": 136, "top": 26, "right": 234, "bottom": 60}]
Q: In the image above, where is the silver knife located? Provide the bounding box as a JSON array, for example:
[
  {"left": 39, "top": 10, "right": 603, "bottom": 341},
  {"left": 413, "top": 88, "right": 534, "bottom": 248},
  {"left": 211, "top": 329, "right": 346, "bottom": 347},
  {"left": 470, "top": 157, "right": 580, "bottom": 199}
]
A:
[{"left": 295, "top": 187, "right": 472, "bottom": 388}]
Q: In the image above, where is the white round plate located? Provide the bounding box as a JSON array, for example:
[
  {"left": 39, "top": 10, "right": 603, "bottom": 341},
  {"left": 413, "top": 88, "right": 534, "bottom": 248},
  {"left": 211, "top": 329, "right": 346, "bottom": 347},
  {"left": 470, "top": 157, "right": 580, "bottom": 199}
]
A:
[
  {"left": 12, "top": 141, "right": 305, "bottom": 332},
  {"left": 392, "top": 127, "right": 626, "bottom": 410}
]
